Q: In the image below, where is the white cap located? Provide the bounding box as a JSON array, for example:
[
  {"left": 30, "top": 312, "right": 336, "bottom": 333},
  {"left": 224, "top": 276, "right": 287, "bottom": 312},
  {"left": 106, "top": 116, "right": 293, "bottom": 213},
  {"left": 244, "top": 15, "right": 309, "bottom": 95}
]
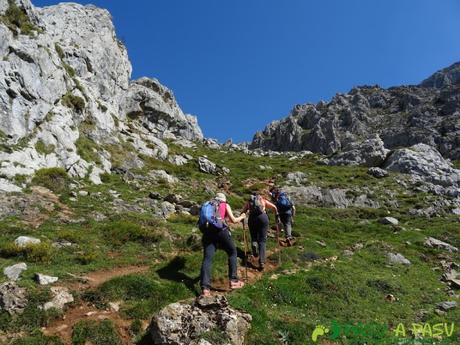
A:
[{"left": 215, "top": 192, "right": 227, "bottom": 202}]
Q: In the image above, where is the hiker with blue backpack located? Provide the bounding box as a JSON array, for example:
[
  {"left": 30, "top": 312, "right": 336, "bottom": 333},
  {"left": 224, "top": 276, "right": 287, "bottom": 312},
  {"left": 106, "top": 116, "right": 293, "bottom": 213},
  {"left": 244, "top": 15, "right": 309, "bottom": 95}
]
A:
[
  {"left": 241, "top": 192, "right": 279, "bottom": 271},
  {"left": 198, "top": 193, "right": 246, "bottom": 297},
  {"left": 270, "top": 187, "right": 296, "bottom": 246}
]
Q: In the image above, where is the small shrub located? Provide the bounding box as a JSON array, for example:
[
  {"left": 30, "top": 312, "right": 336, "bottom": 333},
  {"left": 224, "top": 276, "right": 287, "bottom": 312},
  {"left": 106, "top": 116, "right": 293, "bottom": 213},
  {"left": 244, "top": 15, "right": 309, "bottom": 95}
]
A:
[
  {"left": 31, "top": 167, "right": 69, "bottom": 193},
  {"left": 0, "top": 242, "right": 54, "bottom": 263},
  {"left": 72, "top": 320, "right": 122, "bottom": 345},
  {"left": 75, "top": 135, "right": 100, "bottom": 164},
  {"left": 54, "top": 43, "right": 65, "bottom": 60},
  {"left": 101, "top": 220, "right": 160, "bottom": 246},
  {"left": 35, "top": 140, "right": 55, "bottom": 155},
  {"left": 129, "top": 319, "right": 142, "bottom": 336},
  {"left": 75, "top": 249, "right": 98, "bottom": 265},
  {"left": 61, "top": 92, "right": 85, "bottom": 112},
  {"left": 0, "top": 0, "right": 39, "bottom": 36},
  {"left": 10, "top": 330, "right": 63, "bottom": 345}
]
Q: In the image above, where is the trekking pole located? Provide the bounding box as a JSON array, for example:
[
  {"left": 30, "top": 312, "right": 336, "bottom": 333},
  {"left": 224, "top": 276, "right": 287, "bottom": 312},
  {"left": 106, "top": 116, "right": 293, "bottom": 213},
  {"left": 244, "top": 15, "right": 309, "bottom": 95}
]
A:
[
  {"left": 276, "top": 216, "right": 282, "bottom": 266},
  {"left": 242, "top": 218, "right": 249, "bottom": 282}
]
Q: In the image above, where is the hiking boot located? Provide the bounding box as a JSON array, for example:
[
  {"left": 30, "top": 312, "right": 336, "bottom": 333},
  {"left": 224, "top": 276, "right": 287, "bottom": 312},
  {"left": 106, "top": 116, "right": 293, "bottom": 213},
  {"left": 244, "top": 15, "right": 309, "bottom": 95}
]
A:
[
  {"left": 258, "top": 263, "right": 265, "bottom": 272},
  {"left": 229, "top": 280, "right": 245, "bottom": 290},
  {"left": 286, "top": 237, "right": 293, "bottom": 246},
  {"left": 200, "top": 288, "right": 211, "bottom": 297}
]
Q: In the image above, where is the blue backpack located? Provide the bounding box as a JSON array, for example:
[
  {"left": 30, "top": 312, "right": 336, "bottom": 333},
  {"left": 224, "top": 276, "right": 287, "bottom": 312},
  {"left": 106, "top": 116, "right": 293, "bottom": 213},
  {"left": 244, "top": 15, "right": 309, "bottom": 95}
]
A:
[
  {"left": 198, "top": 200, "right": 226, "bottom": 231},
  {"left": 276, "top": 192, "right": 293, "bottom": 214}
]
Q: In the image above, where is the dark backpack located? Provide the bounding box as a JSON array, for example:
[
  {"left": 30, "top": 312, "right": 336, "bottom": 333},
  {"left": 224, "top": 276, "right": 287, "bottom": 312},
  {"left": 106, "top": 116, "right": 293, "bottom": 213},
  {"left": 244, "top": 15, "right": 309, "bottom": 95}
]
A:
[
  {"left": 198, "top": 199, "right": 226, "bottom": 231},
  {"left": 249, "top": 194, "right": 264, "bottom": 215},
  {"left": 276, "top": 192, "right": 293, "bottom": 214}
]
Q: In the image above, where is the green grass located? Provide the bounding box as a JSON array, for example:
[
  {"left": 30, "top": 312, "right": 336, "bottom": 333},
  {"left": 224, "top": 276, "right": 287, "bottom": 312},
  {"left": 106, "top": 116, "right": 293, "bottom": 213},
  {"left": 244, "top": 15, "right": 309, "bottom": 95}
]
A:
[
  {"left": 72, "top": 320, "right": 122, "bottom": 345},
  {"left": 75, "top": 135, "right": 100, "bottom": 164},
  {"left": 4, "top": 145, "right": 459, "bottom": 344},
  {"left": 35, "top": 140, "right": 55, "bottom": 155},
  {"left": 453, "top": 160, "right": 460, "bottom": 169},
  {"left": 31, "top": 167, "right": 69, "bottom": 193},
  {"left": 0, "top": 242, "right": 54, "bottom": 263},
  {"left": 61, "top": 92, "right": 85, "bottom": 112}
]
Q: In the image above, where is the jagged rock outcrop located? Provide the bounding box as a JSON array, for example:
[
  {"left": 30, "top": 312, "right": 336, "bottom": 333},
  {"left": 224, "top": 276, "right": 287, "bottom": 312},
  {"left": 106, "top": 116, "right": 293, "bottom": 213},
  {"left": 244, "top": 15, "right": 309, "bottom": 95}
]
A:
[
  {"left": 282, "top": 185, "right": 380, "bottom": 209},
  {"left": 150, "top": 295, "right": 252, "bottom": 345},
  {"left": 251, "top": 62, "right": 460, "bottom": 161},
  {"left": 383, "top": 144, "right": 460, "bottom": 188},
  {"left": 0, "top": 0, "right": 203, "bottom": 187},
  {"left": 328, "top": 135, "right": 390, "bottom": 167}
]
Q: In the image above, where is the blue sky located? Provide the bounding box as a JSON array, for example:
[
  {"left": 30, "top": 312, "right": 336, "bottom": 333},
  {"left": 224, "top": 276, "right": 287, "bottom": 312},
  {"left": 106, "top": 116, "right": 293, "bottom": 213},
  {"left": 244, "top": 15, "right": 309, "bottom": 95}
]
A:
[{"left": 34, "top": 0, "right": 460, "bottom": 142}]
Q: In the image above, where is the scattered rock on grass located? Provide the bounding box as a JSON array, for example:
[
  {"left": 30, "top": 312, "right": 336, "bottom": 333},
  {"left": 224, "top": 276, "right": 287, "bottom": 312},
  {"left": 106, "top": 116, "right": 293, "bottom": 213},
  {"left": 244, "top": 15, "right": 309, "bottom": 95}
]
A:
[
  {"left": 3, "top": 263, "right": 27, "bottom": 281},
  {"left": 436, "top": 301, "right": 458, "bottom": 311},
  {"left": 35, "top": 273, "right": 59, "bottom": 285},
  {"left": 387, "top": 253, "right": 411, "bottom": 265},
  {"left": 379, "top": 217, "right": 399, "bottom": 225},
  {"left": 368, "top": 167, "right": 389, "bottom": 178},
  {"left": 424, "top": 237, "right": 458, "bottom": 252},
  {"left": 0, "top": 282, "right": 27, "bottom": 315},
  {"left": 43, "top": 287, "right": 74, "bottom": 311},
  {"left": 14, "top": 236, "right": 41, "bottom": 248}
]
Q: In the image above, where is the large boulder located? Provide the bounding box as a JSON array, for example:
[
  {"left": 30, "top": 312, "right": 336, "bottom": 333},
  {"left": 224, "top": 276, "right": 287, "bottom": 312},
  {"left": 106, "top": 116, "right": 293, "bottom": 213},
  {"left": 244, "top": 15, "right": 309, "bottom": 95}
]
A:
[
  {"left": 383, "top": 144, "right": 460, "bottom": 187},
  {"left": 150, "top": 295, "right": 251, "bottom": 345},
  {"left": 3, "top": 263, "right": 27, "bottom": 281},
  {"left": 328, "top": 135, "right": 390, "bottom": 167}
]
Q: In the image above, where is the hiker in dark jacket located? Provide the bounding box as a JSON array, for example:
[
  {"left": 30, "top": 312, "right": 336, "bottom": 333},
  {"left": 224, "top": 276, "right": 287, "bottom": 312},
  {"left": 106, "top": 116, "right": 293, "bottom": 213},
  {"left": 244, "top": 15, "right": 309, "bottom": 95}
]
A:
[
  {"left": 199, "top": 193, "right": 246, "bottom": 297},
  {"left": 241, "top": 193, "right": 278, "bottom": 271},
  {"left": 270, "top": 187, "right": 296, "bottom": 245}
]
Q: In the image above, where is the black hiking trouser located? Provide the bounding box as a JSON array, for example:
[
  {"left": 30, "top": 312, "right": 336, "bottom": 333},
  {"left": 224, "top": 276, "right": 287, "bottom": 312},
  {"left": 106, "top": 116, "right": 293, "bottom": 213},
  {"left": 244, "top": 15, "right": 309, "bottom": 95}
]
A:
[
  {"left": 248, "top": 212, "right": 269, "bottom": 265},
  {"left": 200, "top": 227, "right": 238, "bottom": 290},
  {"left": 279, "top": 213, "right": 293, "bottom": 239}
]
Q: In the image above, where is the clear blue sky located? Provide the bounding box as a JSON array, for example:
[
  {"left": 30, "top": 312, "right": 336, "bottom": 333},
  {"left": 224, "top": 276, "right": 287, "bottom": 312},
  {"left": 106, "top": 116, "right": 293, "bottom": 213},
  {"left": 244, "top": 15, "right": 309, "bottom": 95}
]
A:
[{"left": 34, "top": 0, "right": 460, "bottom": 143}]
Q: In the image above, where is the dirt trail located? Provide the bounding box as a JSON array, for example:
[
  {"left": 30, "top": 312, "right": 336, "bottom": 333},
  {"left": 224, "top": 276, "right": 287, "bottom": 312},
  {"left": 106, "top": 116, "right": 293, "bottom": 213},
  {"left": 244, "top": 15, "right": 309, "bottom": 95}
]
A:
[
  {"left": 43, "top": 234, "right": 329, "bottom": 345},
  {"left": 43, "top": 265, "right": 150, "bottom": 345}
]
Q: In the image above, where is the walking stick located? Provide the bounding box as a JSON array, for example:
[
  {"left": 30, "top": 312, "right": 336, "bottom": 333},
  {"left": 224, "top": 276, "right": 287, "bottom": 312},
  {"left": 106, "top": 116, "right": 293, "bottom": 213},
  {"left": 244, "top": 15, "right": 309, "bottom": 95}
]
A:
[
  {"left": 276, "top": 216, "right": 282, "bottom": 266},
  {"left": 242, "top": 218, "right": 249, "bottom": 282}
]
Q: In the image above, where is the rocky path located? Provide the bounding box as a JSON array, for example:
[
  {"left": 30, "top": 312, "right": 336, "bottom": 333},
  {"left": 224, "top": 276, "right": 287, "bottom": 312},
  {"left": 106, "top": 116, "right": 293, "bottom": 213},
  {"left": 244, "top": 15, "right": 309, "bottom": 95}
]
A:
[
  {"left": 42, "top": 232, "right": 331, "bottom": 345},
  {"left": 43, "top": 265, "right": 150, "bottom": 345}
]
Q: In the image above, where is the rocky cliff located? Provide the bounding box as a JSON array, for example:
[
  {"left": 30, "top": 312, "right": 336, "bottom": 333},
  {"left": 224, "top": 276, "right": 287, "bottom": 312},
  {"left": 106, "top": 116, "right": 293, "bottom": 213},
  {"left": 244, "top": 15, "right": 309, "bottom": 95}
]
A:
[
  {"left": 250, "top": 62, "right": 460, "bottom": 161},
  {"left": 0, "top": 0, "right": 203, "bottom": 190}
]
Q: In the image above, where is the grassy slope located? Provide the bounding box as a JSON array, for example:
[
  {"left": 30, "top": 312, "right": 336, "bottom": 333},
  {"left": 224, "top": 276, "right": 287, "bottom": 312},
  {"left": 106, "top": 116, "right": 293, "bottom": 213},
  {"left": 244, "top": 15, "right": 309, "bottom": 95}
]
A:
[{"left": 0, "top": 145, "right": 458, "bottom": 344}]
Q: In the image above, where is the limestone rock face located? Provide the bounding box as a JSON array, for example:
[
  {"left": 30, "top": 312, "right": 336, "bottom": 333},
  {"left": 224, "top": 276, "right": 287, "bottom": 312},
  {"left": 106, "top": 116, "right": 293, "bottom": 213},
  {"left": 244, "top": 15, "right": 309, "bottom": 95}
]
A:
[
  {"left": 250, "top": 65, "right": 460, "bottom": 161},
  {"left": 121, "top": 77, "right": 203, "bottom": 141},
  {"left": 150, "top": 295, "right": 252, "bottom": 345},
  {"left": 0, "top": 0, "right": 203, "bottom": 187},
  {"left": 328, "top": 135, "right": 390, "bottom": 167},
  {"left": 384, "top": 144, "right": 460, "bottom": 188}
]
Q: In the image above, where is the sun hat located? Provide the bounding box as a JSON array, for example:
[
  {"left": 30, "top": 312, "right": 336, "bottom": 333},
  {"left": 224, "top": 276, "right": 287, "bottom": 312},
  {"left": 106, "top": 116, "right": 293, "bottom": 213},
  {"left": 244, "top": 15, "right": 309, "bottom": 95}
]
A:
[{"left": 215, "top": 193, "right": 227, "bottom": 202}]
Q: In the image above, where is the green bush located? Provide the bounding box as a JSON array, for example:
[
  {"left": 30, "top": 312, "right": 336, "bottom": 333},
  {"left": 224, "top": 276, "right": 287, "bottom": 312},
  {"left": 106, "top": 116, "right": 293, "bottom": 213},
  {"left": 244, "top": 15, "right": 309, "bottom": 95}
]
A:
[
  {"left": 31, "top": 167, "right": 69, "bottom": 193},
  {"left": 0, "top": 0, "right": 39, "bottom": 36},
  {"left": 10, "top": 332, "right": 63, "bottom": 345},
  {"left": 0, "top": 242, "right": 54, "bottom": 263},
  {"left": 35, "top": 140, "right": 55, "bottom": 155},
  {"left": 72, "top": 320, "right": 122, "bottom": 345},
  {"left": 75, "top": 136, "right": 100, "bottom": 164},
  {"left": 61, "top": 92, "right": 85, "bottom": 112},
  {"left": 101, "top": 220, "right": 161, "bottom": 246}
]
